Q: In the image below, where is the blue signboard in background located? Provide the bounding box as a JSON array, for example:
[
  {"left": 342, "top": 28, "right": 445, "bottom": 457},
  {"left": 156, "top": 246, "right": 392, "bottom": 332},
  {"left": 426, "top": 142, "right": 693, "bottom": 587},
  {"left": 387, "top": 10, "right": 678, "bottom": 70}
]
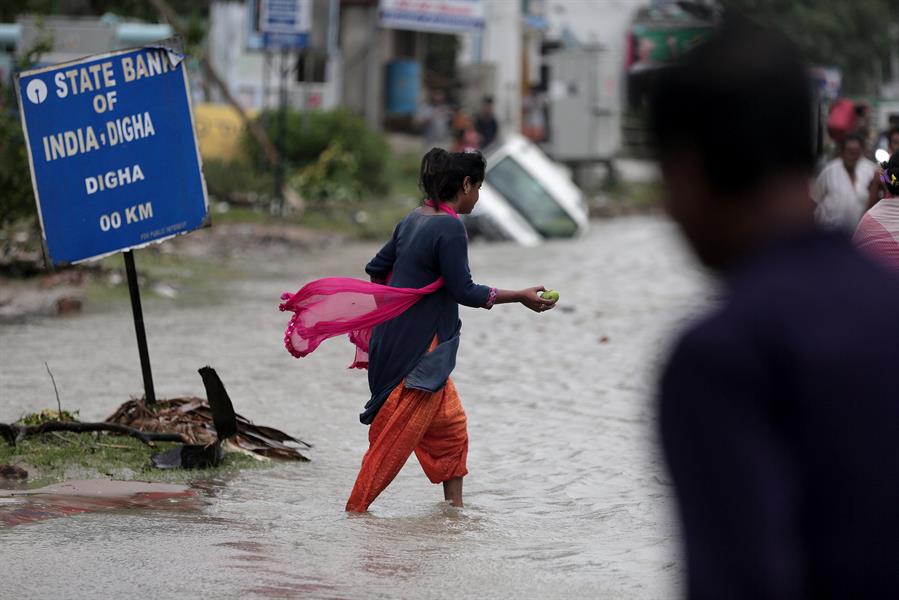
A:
[
  {"left": 16, "top": 45, "right": 208, "bottom": 266},
  {"left": 247, "top": 0, "right": 311, "bottom": 50}
]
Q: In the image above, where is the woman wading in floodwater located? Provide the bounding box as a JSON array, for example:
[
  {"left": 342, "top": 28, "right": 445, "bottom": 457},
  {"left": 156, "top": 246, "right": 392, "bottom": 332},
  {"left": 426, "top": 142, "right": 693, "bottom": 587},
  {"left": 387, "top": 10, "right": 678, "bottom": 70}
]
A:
[{"left": 280, "top": 148, "right": 555, "bottom": 511}]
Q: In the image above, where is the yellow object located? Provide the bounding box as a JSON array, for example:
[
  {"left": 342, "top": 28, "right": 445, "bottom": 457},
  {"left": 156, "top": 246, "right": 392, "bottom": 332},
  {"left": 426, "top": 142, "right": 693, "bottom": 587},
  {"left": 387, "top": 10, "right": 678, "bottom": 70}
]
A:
[
  {"left": 192, "top": 103, "right": 256, "bottom": 162},
  {"left": 542, "top": 290, "right": 560, "bottom": 302}
]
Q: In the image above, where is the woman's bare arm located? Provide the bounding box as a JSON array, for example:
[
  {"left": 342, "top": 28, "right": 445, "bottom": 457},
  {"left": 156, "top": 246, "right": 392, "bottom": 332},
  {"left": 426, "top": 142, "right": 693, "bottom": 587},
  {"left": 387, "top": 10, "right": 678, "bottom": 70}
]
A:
[{"left": 494, "top": 287, "right": 556, "bottom": 312}]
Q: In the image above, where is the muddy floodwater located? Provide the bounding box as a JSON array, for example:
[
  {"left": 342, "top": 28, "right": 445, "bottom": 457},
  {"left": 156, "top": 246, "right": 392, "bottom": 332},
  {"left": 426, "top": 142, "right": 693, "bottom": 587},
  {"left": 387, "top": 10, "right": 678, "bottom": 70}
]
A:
[{"left": 1, "top": 216, "right": 707, "bottom": 599}]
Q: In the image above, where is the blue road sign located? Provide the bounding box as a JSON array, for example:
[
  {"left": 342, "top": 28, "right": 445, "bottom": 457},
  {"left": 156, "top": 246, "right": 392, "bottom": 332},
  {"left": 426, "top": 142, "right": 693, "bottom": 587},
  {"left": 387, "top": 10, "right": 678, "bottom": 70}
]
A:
[
  {"left": 262, "top": 30, "right": 309, "bottom": 49},
  {"left": 258, "top": 0, "right": 310, "bottom": 49},
  {"left": 16, "top": 46, "right": 209, "bottom": 266}
]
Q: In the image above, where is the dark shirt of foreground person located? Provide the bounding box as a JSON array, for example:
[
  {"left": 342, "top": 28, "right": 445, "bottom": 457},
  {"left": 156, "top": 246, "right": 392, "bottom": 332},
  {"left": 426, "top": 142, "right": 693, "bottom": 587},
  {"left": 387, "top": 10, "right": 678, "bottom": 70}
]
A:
[{"left": 651, "top": 19, "right": 899, "bottom": 600}]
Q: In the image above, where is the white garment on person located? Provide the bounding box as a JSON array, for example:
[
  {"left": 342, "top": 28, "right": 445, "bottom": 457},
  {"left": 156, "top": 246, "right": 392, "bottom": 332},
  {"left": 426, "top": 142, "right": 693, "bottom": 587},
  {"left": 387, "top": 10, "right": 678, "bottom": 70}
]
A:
[
  {"left": 417, "top": 103, "right": 451, "bottom": 146},
  {"left": 812, "top": 157, "right": 876, "bottom": 231}
]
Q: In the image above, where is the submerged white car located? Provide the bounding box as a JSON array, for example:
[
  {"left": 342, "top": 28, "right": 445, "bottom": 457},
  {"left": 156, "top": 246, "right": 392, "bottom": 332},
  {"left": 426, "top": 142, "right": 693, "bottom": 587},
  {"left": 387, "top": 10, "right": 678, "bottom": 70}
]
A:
[{"left": 465, "top": 135, "right": 589, "bottom": 246}]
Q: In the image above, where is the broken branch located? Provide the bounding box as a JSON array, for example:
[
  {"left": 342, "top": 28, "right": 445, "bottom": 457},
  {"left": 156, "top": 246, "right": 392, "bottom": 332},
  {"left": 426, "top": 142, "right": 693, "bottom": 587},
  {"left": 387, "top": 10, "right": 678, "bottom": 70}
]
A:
[
  {"left": 45, "top": 362, "right": 63, "bottom": 415},
  {"left": 0, "top": 422, "right": 187, "bottom": 447}
]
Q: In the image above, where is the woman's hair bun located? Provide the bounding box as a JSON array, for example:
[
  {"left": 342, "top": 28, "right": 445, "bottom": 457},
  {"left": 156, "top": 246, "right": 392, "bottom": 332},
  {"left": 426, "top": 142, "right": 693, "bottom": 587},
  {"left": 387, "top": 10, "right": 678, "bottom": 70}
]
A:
[
  {"left": 421, "top": 147, "right": 450, "bottom": 178},
  {"left": 418, "top": 147, "right": 486, "bottom": 202}
]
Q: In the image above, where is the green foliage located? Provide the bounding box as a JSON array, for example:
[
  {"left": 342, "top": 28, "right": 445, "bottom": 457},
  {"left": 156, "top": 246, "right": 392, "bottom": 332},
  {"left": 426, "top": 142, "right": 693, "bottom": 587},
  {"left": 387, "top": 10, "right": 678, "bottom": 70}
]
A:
[
  {"left": 17, "top": 409, "right": 81, "bottom": 425},
  {"left": 0, "top": 102, "right": 37, "bottom": 227},
  {"left": 245, "top": 108, "right": 390, "bottom": 195},
  {"left": 388, "top": 150, "right": 424, "bottom": 200},
  {"left": 0, "top": 1, "right": 51, "bottom": 21},
  {"left": 203, "top": 158, "right": 274, "bottom": 203},
  {"left": 0, "top": 432, "right": 262, "bottom": 483},
  {"left": 290, "top": 142, "right": 363, "bottom": 209},
  {"left": 721, "top": 0, "right": 899, "bottom": 94},
  {"left": 0, "top": 29, "right": 55, "bottom": 228}
]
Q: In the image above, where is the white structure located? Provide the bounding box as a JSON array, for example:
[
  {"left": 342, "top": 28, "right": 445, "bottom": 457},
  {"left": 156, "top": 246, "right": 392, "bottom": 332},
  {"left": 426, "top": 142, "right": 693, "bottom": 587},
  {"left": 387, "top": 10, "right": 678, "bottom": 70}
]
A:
[
  {"left": 544, "top": 0, "right": 645, "bottom": 52},
  {"left": 543, "top": 0, "right": 646, "bottom": 160},
  {"left": 458, "top": 0, "right": 646, "bottom": 160},
  {"left": 478, "top": 1, "right": 523, "bottom": 134},
  {"left": 2, "top": 15, "right": 172, "bottom": 73}
]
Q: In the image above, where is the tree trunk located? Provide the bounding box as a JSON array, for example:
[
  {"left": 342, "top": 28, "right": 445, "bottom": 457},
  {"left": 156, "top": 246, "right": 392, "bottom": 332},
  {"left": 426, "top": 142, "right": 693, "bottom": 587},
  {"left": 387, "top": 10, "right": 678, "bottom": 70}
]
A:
[{"left": 0, "top": 421, "right": 187, "bottom": 447}]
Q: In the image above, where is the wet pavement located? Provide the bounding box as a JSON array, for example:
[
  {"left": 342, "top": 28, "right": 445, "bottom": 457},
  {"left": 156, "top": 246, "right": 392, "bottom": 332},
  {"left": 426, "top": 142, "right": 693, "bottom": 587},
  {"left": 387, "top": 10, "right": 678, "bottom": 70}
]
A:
[{"left": 0, "top": 215, "right": 708, "bottom": 599}]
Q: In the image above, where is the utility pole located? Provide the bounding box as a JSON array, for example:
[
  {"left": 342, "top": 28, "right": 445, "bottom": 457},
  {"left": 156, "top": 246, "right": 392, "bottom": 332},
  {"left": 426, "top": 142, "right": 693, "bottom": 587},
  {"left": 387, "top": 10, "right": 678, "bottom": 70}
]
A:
[{"left": 274, "top": 47, "right": 290, "bottom": 216}]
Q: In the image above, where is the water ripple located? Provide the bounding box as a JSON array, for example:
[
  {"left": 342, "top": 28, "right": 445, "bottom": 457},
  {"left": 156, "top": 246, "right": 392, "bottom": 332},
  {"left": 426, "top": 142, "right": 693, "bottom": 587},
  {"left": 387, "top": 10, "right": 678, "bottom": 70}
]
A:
[{"left": 1, "top": 216, "right": 701, "bottom": 599}]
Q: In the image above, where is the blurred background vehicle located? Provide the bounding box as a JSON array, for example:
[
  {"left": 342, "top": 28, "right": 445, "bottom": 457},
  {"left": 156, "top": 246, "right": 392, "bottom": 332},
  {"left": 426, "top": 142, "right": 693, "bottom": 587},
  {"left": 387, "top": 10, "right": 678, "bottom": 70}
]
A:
[{"left": 465, "top": 134, "right": 588, "bottom": 245}]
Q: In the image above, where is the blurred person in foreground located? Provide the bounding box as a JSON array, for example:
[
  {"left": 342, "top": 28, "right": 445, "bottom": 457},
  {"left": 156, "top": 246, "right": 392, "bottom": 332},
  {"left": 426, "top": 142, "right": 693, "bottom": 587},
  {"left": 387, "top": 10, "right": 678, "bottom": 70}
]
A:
[
  {"left": 812, "top": 133, "right": 879, "bottom": 229},
  {"left": 853, "top": 151, "right": 899, "bottom": 269},
  {"left": 652, "top": 19, "right": 899, "bottom": 599}
]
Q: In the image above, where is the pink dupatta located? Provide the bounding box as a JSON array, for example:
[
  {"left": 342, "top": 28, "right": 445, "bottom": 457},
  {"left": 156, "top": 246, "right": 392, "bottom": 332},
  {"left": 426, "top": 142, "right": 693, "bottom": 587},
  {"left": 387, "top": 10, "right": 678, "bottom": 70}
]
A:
[{"left": 279, "top": 201, "right": 459, "bottom": 368}]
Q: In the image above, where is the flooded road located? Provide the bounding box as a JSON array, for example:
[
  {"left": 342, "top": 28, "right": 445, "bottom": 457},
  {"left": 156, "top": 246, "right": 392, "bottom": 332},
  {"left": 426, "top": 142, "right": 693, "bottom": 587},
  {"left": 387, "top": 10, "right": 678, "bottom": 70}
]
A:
[{"left": 1, "top": 216, "right": 707, "bottom": 599}]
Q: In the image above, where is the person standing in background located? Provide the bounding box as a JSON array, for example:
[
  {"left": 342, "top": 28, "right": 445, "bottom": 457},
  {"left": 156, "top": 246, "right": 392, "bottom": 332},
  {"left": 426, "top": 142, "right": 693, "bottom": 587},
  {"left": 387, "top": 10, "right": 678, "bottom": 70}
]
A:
[
  {"left": 871, "top": 127, "right": 899, "bottom": 205},
  {"left": 522, "top": 86, "right": 547, "bottom": 143},
  {"left": 474, "top": 96, "right": 499, "bottom": 149},
  {"left": 876, "top": 118, "right": 899, "bottom": 153},
  {"left": 853, "top": 151, "right": 899, "bottom": 269},
  {"left": 812, "top": 134, "right": 879, "bottom": 229},
  {"left": 417, "top": 89, "right": 452, "bottom": 149},
  {"left": 451, "top": 107, "right": 481, "bottom": 152},
  {"left": 886, "top": 126, "right": 899, "bottom": 156}
]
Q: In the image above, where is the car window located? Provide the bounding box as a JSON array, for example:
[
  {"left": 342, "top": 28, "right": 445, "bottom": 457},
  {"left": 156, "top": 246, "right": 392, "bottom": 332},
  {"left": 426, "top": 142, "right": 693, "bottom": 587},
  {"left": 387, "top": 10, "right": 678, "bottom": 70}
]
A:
[{"left": 486, "top": 157, "right": 579, "bottom": 238}]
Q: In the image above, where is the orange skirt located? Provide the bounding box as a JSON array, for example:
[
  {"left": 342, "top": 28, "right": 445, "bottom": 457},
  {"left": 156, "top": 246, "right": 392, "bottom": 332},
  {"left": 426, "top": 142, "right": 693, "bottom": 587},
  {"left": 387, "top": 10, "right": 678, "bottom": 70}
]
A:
[{"left": 345, "top": 376, "right": 469, "bottom": 512}]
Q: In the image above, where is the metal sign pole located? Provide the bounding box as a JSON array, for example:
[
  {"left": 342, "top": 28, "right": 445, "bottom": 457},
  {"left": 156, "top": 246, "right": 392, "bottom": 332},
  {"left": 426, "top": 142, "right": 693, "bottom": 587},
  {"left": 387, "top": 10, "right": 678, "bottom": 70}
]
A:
[
  {"left": 264, "top": 50, "right": 271, "bottom": 110},
  {"left": 123, "top": 250, "right": 156, "bottom": 405},
  {"left": 274, "top": 46, "right": 289, "bottom": 216}
]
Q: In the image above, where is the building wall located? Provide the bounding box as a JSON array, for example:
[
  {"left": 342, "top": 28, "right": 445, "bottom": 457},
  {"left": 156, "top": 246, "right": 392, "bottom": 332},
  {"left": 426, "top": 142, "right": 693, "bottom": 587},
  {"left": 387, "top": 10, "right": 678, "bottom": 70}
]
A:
[
  {"left": 458, "top": 0, "right": 523, "bottom": 134},
  {"left": 339, "top": 2, "right": 394, "bottom": 129}
]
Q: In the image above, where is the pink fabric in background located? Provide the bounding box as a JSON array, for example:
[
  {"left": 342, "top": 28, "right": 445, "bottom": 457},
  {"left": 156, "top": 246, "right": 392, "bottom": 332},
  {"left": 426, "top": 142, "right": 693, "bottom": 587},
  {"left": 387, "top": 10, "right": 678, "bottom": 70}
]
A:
[
  {"left": 279, "top": 277, "right": 444, "bottom": 368},
  {"left": 854, "top": 196, "right": 899, "bottom": 271}
]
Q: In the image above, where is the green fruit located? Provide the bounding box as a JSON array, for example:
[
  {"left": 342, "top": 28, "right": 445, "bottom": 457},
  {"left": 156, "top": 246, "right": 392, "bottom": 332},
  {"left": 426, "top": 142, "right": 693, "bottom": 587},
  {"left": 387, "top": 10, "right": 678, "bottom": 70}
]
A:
[{"left": 542, "top": 290, "right": 560, "bottom": 302}]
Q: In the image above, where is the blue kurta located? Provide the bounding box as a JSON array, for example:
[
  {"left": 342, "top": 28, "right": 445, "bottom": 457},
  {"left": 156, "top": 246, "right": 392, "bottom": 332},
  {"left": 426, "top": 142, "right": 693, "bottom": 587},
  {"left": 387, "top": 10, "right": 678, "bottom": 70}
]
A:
[{"left": 360, "top": 209, "right": 492, "bottom": 424}]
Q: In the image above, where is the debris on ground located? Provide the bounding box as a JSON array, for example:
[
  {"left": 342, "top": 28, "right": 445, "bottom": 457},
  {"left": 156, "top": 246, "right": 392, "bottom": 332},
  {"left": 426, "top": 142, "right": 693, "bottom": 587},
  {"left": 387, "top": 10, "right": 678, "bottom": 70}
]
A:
[
  {"left": 150, "top": 444, "right": 224, "bottom": 469},
  {"left": 106, "top": 367, "right": 310, "bottom": 462},
  {"left": 54, "top": 296, "right": 83, "bottom": 315},
  {"left": 108, "top": 398, "right": 310, "bottom": 462},
  {"left": 0, "top": 464, "right": 27, "bottom": 479},
  {"left": 1, "top": 367, "right": 309, "bottom": 482}
]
